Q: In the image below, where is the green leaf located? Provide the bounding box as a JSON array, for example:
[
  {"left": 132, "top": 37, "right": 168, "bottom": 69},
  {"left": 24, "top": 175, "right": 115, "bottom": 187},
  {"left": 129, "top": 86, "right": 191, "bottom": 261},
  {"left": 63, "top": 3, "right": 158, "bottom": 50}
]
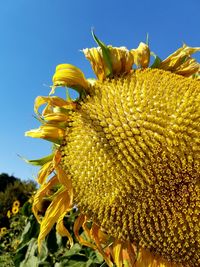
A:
[
  {"left": 13, "top": 244, "right": 28, "bottom": 267},
  {"left": 19, "top": 154, "right": 53, "bottom": 166},
  {"left": 38, "top": 240, "right": 48, "bottom": 262},
  {"left": 91, "top": 29, "right": 113, "bottom": 77},
  {"left": 19, "top": 256, "right": 38, "bottom": 267},
  {"left": 46, "top": 226, "right": 59, "bottom": 253},
  {"left": 88, "top": 250, "right": 104, "bottom": 264},
  {"left": 150, "top": 52, "right": 162, "bottom": 68},
  {"left": 62, "top": 243, "right": 82, "bottom": 257},
  {"left": 19, "top": 238, "right": 38, "bottom": 267},
  {"left": 59, "top": 260, "right": 87, "bottom": 267},
  {"left": 21, "top": 201, "right": 32, "bottom": 216}
]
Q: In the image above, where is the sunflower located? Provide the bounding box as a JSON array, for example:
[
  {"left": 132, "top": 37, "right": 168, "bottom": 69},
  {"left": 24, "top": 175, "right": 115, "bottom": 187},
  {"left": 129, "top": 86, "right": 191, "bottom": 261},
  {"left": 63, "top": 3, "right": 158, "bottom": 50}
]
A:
[
  {"left": 0, "top": 227, "right": 7, "bottom": 236},
  {"left": 7, "top": 210, "right": 11, "bottom": 218},
  {"left": 25, "top": 33, "right": 200, "bottom": 267},
  {"left": 12, "top": 206, "right": 19, "bottom": 215},
  {"left": 13, "top": 200, "right": 20, "bottom": 208}
]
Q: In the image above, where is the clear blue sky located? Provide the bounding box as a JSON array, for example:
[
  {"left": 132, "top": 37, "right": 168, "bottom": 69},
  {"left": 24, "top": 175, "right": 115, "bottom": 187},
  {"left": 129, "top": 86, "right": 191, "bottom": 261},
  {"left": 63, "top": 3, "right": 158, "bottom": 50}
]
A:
[{"left": 1, "top": 0, "right": 200, "bottom": 181}]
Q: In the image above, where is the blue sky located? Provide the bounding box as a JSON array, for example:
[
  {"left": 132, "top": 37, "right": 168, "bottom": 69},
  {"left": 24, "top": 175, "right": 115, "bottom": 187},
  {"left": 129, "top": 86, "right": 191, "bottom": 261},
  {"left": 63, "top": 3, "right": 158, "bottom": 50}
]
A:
[{"left": 1, "top": 0, "right": 200, "bottom": 181}]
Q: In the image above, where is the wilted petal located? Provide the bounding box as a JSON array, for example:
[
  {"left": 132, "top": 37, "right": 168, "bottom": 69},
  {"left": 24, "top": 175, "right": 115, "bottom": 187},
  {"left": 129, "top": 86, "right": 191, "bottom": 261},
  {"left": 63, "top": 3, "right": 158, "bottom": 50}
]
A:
[
  {"left": 131, "top": 42, "right": 150, "bottom": 68},
  {"left": 83, "top": 46, "right": 135, "bottom": 81},
  {"left": 83, "top": 47, "right": 106, "bottom": 81},
  {"left": 25, "top": 125, "right": 65, "bottom": 144},
  {"left": 34, "top": 96, "right": 68, "bottom": 116},
  {"left": 52, "top": 64, "right": 89, "bottom": 93},
  {"left": 38, "top": 188, "right": 73, "bottom": 252},
  {"left": 159, "top": 44, "right": 200, "bottom": 76},
  {"left": 37, "top": 161, "right": 53, "bottom": 184},
  {"left": 32, "top": 175, "right": 58, "bottom": 222}
]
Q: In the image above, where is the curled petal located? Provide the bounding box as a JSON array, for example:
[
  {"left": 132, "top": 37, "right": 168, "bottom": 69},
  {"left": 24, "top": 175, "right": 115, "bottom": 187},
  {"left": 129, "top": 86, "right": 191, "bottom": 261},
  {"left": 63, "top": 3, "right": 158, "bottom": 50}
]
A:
[
  {"left": 43, "top": 112, "right": 69, "bottom": 123},
  {"left": 52, "top": 64, "right": 89, "bottom": 93},
  {"left": 159, "top": 44, "right": 200, "bottom": 77},
  {"left": 83, "top": 46, "right": 134, "bottom": 81},
  {"left": 90, "top": 224, "right": 114, "bottom": 267},
  {"left": 56, "top": 216, "right": 74, "bottom": 248},
  {"left": 73, "top": 214, "right": 96, "bottom": 249},
  {"left": 174, "top": 58, "right": 200, "bottom": 77},
  {"left": 109, "top": 46, "right": 135, "bottom": 74},
  {"left": 37, "top": 161, "right": 53, "bottom": 185},
  {"left": 83, "top": 47, "right": 106, "bottom": 81},
  {"left": 34, "top": 96, "right": 68, "bottom": 116},
  {"left": 38, "top": 188, "right": 73, "bottom": 252},
  {"left": 32, "top": 175, "right": 58, "bottom": 222},
  {"left": 25, "top": 125, "right": 65, "bottom": 144},
  {"left": 131, "top": 42, "right": 150, "bottom": 68}
]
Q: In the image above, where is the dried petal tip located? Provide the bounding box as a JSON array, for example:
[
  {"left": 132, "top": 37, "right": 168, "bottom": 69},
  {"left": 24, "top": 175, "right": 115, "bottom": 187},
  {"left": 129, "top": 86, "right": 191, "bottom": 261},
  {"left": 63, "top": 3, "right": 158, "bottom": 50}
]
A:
[
  {"left": 83, "top": 46, "right": 135, "bottom": 81},
  {"left": 131, "top": 42, "right": 150, "bottom": 68},
  {"left": 52, "top": 64, "right": 89, "bottom": 94},
  {"left": 159, "top": 44, "right": 200, "bottom": 77}
]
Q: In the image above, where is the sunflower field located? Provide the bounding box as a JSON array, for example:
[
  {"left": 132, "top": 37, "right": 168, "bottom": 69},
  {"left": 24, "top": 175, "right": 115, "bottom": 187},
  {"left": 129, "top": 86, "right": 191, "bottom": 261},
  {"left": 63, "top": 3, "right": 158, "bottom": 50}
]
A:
[
  {"left": 1, "top": 32, "right": 200, "bottom": 267},
  {"left": 0, "top": 173, "right": 105, "bottom": 267}
]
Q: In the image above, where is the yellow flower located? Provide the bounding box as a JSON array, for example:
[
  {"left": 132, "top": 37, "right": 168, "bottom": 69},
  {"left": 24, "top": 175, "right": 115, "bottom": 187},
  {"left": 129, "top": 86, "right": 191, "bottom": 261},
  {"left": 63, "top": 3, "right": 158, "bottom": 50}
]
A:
[
  {"left": 7, "top": 210, "right": 11, "bottom": 218},
  {"left": 13, "top": 200, "right": 20, "bottom": 208},
  {"left": 0, "top": 227, "right": 7, "bottom": 236},
  {"left": 12, "top": 239, "right": 20, "bottom": 250},
  {"left": 12, "top": 206, "right": 19, "bottom": 215},
  {"left": 26, "top": 33, "right": 200, "bottom": 267}
]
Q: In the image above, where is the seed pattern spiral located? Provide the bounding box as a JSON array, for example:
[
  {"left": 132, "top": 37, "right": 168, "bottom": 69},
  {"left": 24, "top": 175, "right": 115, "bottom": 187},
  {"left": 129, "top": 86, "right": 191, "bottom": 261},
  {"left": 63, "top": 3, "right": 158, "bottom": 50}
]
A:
[{"left": 60, "top": 68, "right": 200, "bottom": 266}]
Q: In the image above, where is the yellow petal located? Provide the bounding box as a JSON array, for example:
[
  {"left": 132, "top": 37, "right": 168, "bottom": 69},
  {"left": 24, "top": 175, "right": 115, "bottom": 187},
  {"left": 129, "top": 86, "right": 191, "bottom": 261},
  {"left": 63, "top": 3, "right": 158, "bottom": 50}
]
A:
[
  {"left": 131, "top": 42, "right": 150, "bottom": 68},
  {"left": 73, "top": 214, "right": 96, "bottom": 250},
  {"left": 32, "top": 175, "right": 58, "bottom": 222},
  {"left": 135, "top": 247, "right": 181, "bottom": 267},
  {"left": 37, "top": 161, "right": 53, "bottom": 185},
  {"left": 90, "top": 224, "right": 113, "bottom": 267},
  {"left": 25, "top": 125, "right": 65, "bottom": 143},
  {"left": 56, "top": 166, "right": 73, "bottom": 196},
  {"left": 52, "top": 64, "right": 89, "bottom": 93},
  {"left": 38, "top": 188, "right": 73, "bottom": 252},
  {"left": 43, "top": 112, "right": 69, "bottom": 123},
  {"left": 56, "top": 216, "right": 74, "bottom": 248},
  {"left": 109, "top": 46, "right": 135, "bottom": 74},
  {"left": 159, "top": 44, "right": 200, "bottom": 76},
  {"left": 174, "top": 58, "right": 200, "bottom": 77},
  {"left": 83, "top": 47, "right": 105, "bottom": 81},
  {"left": 83, "top": 46, "right": 134, "bottom": 81},
  {"left": 34, "top": 96, "right": 68, "bottom": 116},
  {"left": 112, "top": 241, "right": 123, "bottom": 267}
]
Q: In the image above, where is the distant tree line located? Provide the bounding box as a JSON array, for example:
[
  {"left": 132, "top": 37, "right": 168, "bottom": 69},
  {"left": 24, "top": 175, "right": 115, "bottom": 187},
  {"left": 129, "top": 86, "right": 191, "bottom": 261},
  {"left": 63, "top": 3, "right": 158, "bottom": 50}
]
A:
[{"left": 0, "top": 173, "right": 36, "bottom": 227}]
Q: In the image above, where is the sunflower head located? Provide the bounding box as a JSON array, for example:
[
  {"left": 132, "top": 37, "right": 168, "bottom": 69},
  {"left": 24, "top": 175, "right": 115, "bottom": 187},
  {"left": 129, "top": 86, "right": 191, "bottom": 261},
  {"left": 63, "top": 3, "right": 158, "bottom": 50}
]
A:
[
  {"left": 0, "top": 227, "right": 7, "bottom": 236},
  {"left": 13, "top": 200, "right": 20, "bottom": 208},
  {"left": 26, "top": 33, "right": 200, "bottom": 267}
]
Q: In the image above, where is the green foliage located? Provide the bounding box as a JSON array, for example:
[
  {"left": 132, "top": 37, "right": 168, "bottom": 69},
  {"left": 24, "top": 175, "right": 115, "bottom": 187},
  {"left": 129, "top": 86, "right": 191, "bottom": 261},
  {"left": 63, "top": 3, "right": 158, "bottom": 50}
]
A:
[
  {"left": 0, "top": 173, "right": 18, "bottom": 192},
  {"left": 0, "top": 204, "right": 27, "bottom": 265},
  {"left": 14, "top": 205, "right": 106, "bottom": 267},
  {"left": 0, "top": 173, "right": 36, "bottom": 227},
  {"left": 0, "top": 173, "right": 107, "bottom": 266}
]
